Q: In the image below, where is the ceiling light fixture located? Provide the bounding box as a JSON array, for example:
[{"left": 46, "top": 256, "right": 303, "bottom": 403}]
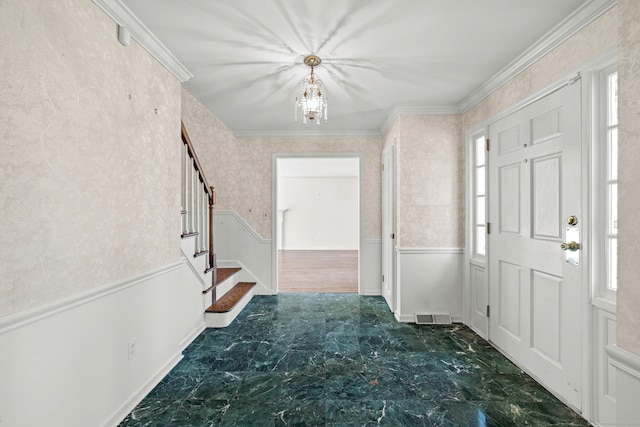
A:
[{"left": 295, "top": 55, "right": 328, "bottom": 125}]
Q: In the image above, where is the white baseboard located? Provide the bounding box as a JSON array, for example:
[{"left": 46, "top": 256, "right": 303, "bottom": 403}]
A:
[
  {"left": 179, "top": 322, "right": 206, "bottom": 352},
  {"left": 102, "top": 352, "right": 183, "bottom": 427}
]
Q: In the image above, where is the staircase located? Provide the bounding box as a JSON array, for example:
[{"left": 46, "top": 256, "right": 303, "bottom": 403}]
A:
[{"left": 180, "top": 122, "right": 255, "bottom": 328}]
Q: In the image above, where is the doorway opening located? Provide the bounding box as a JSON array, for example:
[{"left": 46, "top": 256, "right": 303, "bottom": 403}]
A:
[{"left": 274, "top": 156, "right": 361, "bottom": 293}]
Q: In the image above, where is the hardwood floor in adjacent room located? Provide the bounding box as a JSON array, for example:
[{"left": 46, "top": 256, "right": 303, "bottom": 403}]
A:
[{"left": 277, "top": 250, "right": 358, "bottom": 293}]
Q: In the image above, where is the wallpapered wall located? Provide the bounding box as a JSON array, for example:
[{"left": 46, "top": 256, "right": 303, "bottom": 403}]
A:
[
  {"left": 0, "top": 0, "right": 182, "bottom": 318},
  {"left": 383, "top": 115, "right": 464, "bottom": 248},
  {"left": 617, "top": 0, "right": 640, "bottom": 356},
  {"left": 181, "top": 89, "right": 382, "bottom": 240}
]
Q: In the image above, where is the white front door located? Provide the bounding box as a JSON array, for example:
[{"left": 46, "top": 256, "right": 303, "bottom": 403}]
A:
[
  {"left": 381, "top": 143, "right": 396, "bottom": 312},
  {"left": 488, "top": 81, "right": 583, "bottom": 409}
]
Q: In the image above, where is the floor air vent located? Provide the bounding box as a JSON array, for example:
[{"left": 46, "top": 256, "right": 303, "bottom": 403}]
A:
[{"left": 415, "top": 313, "right": 452, "bottom": 325}]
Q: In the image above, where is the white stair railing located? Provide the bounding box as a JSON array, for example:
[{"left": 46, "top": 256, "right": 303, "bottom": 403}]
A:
[{"left": 180, "top": 122, "right": 217, "bottom": 291}]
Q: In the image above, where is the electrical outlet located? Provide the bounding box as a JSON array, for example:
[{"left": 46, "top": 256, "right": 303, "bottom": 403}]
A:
[{"left": 128, "top": 338, "right": 137, "bottom": 361}]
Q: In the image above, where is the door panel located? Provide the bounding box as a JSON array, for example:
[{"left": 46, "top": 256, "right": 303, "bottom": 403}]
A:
[
  {"left": 498, "top": 260, "right": 522, "bottom": 339},
  {"left": 531, "top": 270, "right": 562, "bottom": 364},
  {"left": 488, "top": 82, "right": 583, "bottom": 409},
  {"left": 499, "top": 164, "right": 521, "bottom": 234},
  {"left": 532, "top": 155, "right": 562, "bottom": 239}
]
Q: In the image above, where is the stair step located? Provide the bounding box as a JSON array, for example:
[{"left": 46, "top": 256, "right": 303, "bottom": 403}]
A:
[
  {"left": 215, "top": 267, "right": 241, "bottom": 285},
  {"left": 206, "top": 282, "right": 256, "bottom": 313}
]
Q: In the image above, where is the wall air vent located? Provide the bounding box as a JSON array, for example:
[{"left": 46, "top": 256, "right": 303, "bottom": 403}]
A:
[{"left": 415, "top": 313, "right": 452, "bottom": 325}]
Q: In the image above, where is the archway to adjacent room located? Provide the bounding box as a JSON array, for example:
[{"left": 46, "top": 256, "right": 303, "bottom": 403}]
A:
[{"left": 273, "top": 155, "right": 361, "bottom": 293}]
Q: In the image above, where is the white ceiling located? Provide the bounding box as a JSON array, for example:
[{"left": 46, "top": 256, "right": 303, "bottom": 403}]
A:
[{"left": 120, "top": 0, "right": 594, "bottom": 137}]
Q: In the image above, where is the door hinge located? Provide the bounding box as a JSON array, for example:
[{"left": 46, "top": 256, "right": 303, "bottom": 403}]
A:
[
  {"left": 486, "top": 139, "right": 490, "bottom": 151},
  {"left": 486, "top": 222, "right": 491, "bottom": 234},
  {"left": 382, "top": 274, "right": 385, "bottom": 282},
  {"left": 381, "top": 163, "right": 385, "bottom": 172},
  {"left": 486, "top": 305, "right": 491, "bottom": 317},
  {"left": 391, "top": 233, "right": 395, "bottom": 239}
]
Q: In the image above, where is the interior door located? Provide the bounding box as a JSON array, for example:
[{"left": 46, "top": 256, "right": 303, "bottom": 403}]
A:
[
  {"left": 488, "top": 81, "right": 583, "bottom": 409},
  {"left": 381, "top": 143, "right": 396, "bottom": 312}
]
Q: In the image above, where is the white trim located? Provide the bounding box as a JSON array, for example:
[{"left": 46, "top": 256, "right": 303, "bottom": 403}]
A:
[
  {"left": 102, "top": 352, "right": 183, "bottom": 427},
  {"left": 214, "top": 210, "right": 272, "bottom": 245},
  {"left": 0, "top": 260, "right": 184, "bottom": 335},
  {"left": 396, "top": 247, "right": 464, "bottom": 254},
  {"left": 90, "top": 0, "right": 193, "bottom": 82},
  {"left": 607, "top": 345, "right": 640, "bottom": 378},
  {"left": 592, "top": 296, "right": 617, "bottom": 315},
  {"left": 272, "top": 153, "right": 365, "bottom": 295},
  {"left": 181, "top": 254, "right": 206, "bottom": 287},
  {"left": 179, "top": 322, "right": 206, "bottom": 352},
  {"left": 459, "top": 0, "right": 616, "bottom": 112}
]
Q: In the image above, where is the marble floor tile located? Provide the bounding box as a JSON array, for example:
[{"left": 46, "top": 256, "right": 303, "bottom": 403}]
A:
[{"left": 119, "top": 294, "right": 589, "bottom": 426}]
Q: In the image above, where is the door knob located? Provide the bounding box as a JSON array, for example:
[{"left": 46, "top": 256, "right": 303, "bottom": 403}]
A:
[{"left": 560, "top": 241, "right": 580, "bottom": 251}]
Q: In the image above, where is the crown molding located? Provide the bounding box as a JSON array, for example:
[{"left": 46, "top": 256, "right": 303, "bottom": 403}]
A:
[
  {"left": 234, "top": 129, "right": 383, "bottom": 140},
  {"left": 458, "top": 0, "right": 616, "bottom": 113},
  {"left": 91, "top": 0, "right": 193, "bottom": 82}
]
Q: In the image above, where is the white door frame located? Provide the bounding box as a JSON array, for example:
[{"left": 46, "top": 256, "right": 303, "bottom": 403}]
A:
[
  {"left": 271, "top": 153, "right": 364, "bottom": 294},
  {"left": 381, "top": 140, "right": 397, "bottom": 313}
]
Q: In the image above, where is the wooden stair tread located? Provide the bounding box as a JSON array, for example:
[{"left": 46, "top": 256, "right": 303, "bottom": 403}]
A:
[
  {"left": 215, "top": 267, "right": 241, "bottom": 285},
  {"left": 206, "top": 282, "right": 256, "bottom": 313}
]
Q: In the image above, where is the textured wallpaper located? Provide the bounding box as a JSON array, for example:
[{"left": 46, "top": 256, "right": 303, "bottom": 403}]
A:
[
  {"left": 0, "top": 0, "right": 182, "bottom": 318},
  {"left": 181, "top": 90, "right": 382, "bottom": 240},
  {"left": 617, "top": 0, "right": 640, "bottom": 355},
  {"left": 383, "top": 115, "right": 464, "bottom": 248},
  {"left": 463, "top": 7, "right": 618, "bottom": 130}
]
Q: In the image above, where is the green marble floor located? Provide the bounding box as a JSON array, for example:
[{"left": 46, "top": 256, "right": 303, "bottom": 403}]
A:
[{"left": 119, "top": 294, "right": 588, "bottom": 426}]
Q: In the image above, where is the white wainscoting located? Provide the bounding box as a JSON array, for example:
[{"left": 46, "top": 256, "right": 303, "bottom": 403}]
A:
[
  {"left": 214, "top": 211, "right": 274, "bottom": 294},
  {"left": 607, "top": 344, "right": 640, "bottom": 426},
  {"left": 214, "top": 211, "right": 382, "bottom": 296},
  {"left": 361, "top": 239, "right": 382, "bottom": 296},
  {"left": 395, "top": 248, "right": 464, "bottom": 323},
  {"left": 0, "top": 260, "right": 205, "bottom": 427}
]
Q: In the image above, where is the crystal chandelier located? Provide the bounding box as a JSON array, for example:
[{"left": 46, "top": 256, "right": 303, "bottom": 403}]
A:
[{"left": 295, "top": 55, "right": 328, "bottom": 124}]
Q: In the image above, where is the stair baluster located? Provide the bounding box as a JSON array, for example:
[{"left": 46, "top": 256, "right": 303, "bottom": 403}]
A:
[{"left": 180, "top": 122, "right": 217, "bottom": 298}]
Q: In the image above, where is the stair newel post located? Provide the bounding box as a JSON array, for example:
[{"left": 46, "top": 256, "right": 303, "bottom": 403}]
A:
[{"left": 209, "top": 186, "right": 217, "bottom": 301}]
